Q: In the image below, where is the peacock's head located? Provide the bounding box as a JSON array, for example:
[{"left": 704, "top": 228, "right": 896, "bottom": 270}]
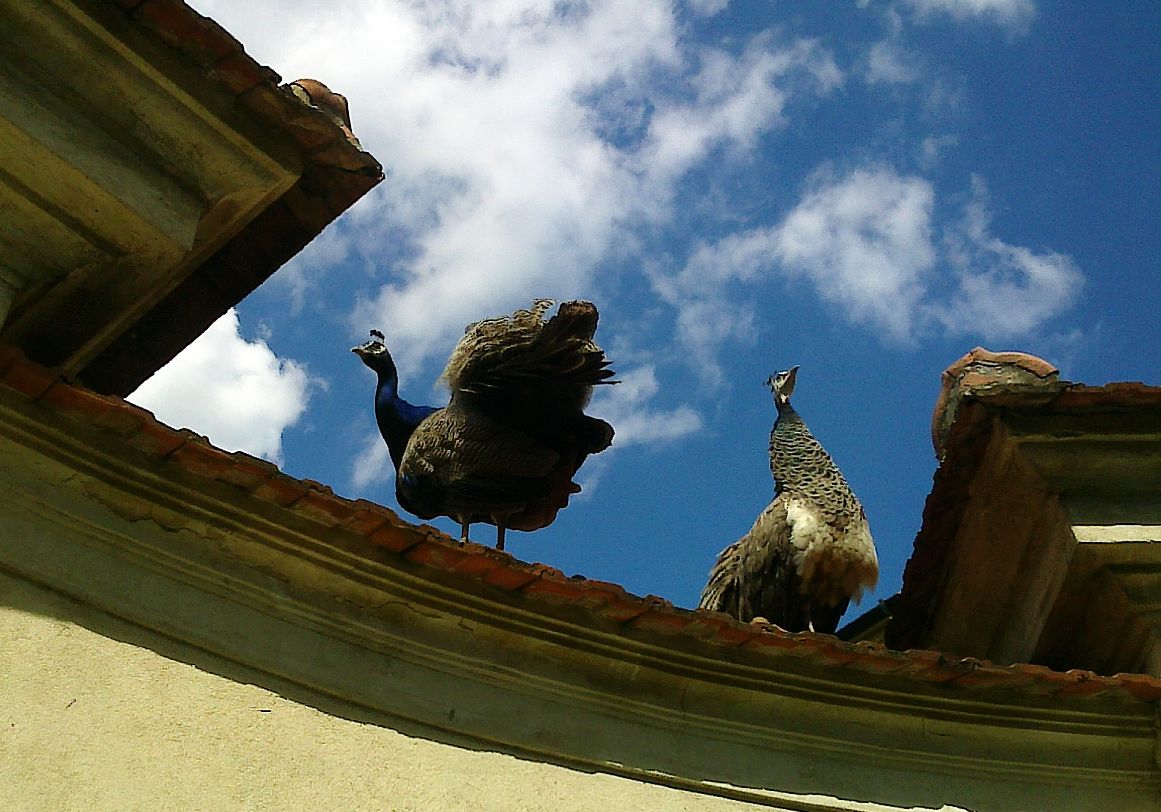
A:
[
  {"left": 352, "top": 329, "right": 397, "bottom": 376},
  {"left": 765, "top": 366, "right": 799, "bottom": 404}
]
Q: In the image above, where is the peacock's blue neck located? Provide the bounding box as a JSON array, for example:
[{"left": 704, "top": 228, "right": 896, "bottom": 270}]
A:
[{"left": 373, "top": 372, "right": 437, "bottom": 472}]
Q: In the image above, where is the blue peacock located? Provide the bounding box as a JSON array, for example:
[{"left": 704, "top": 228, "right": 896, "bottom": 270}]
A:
[{"left": 353, "top": 299, "right": 615, "bottom": 550}]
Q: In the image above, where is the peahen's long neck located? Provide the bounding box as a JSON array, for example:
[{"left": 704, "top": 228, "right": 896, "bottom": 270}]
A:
[
  {"left": 770, "top": 400, "right": 859, "bottom": 516},
  {"left": 770, "top": 401, "right": 827, "bottom": 495},
  {"left": 373, "top": 370, "right": 437, "bottom": 473}
]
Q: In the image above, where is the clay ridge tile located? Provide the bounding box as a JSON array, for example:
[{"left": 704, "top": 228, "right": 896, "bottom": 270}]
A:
[
  {"left": 932, "top": 346, "right": 1063, "bottom": 458},
  {"left": 123, "top": 0, "right": 378, "bottom": 170},
  {"left": 5, "top": 347, "right": 1161, "bottom": 705}
]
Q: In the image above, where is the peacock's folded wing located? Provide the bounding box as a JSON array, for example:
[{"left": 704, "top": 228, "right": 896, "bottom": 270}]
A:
[
  {"left": 398, "top": 407, "right": 562, "bottom": 520},
  {"left": 698, "top": 497, "right": 801, "bottom": 627}
]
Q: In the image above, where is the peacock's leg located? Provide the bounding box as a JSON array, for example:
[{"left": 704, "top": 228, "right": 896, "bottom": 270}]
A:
[
  {"left": 496, "top": 525, "right": 506, "bottom": 551},
  {"left": 460, "top": 521, "right": 470, "bottom": 542}
]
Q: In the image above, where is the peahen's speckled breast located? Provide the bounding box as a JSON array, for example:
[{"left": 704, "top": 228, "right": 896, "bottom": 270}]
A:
[{"left": 769, "top": 407, "right": 864, "bottom": 531}]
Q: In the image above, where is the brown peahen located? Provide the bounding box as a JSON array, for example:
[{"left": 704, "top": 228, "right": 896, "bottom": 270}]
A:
[
  {"left": 353, "top": 299, "right": 616, "bottom": 550},
  {"left": 698, "top": 366, "right": 878, "bottom": 633}
]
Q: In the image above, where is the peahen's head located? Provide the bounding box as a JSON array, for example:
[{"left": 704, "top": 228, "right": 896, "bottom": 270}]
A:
[
  {"left": 765, "top": 366, "right": 799, "bottom": 405},
  {"left": 352, "top": 329, "right": 398, "bottom": 378}
]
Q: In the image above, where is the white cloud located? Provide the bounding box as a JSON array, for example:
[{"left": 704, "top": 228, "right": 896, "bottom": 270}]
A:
[
  {"left": 932, "top": 176, "right": 1083, "bottom": 337},
  {"left": 638, "top": 37, "right": 842, "bottom": 194},
  {"left": 918, "top": 133, "right": 958, "bottom": 169},
  {"left": 352, "top": 435, "right": 391, "bottom": 490},
  {"left": 589, "top": 365, "right": 703, "bottom": 447},
  {"left": 128, "top": 309, "right": 311, "bottom": 464},
  {"left": 865, "top": 41, "right": 918, "bottom": 84},
  {"left": 269, "top": 221, "right": 353, "bottom": 316},
  {"left": 769, "top": 167, "right": 936, "bottom": 341},
  {"left": 687, "top": 0, "right": 730, "bottom": 16},
  {"left": 905, "top": 0, "right": 1036, "bottom": 32},
  {"left": 653, "top": 166, "right": 1081, "bottom": 364},
  {"left": 187, "top": 1, "right": 841, "bottom": 383},
  {"left": 655, "top": 166, "right": 935, "bottom": 372}
]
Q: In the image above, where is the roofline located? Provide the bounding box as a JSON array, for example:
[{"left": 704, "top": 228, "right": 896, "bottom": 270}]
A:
[
  {"left": 3, "top": 0, "right": 383, "bottom": 395},
  {"left": 4, "top": 342, "right": 1160, "bottom": 707}
]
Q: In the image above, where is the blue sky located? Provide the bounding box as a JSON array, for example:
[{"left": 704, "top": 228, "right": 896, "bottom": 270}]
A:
[{"left": 131, "top": 0, "right": 1161, "bottom": 624}]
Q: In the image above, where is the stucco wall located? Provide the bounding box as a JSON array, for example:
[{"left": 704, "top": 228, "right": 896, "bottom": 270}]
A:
[{"left": 0, "top": 572, "right": 764, "bottom": 812}]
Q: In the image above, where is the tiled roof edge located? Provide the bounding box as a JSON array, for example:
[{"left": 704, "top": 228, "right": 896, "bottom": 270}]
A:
[
  {"left": 4, "top": 342, "right": 1161, "bottom": 705},
  {"left": 119, "top": 0, "right": 381, "bottom": 177}
]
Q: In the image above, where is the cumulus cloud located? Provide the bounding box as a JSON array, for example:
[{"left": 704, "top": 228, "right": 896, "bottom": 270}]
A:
[
  {"left": 269, "top": 221, "right": 353, "bottom": 316},
  {"left": 128, "top": 309, "right": 311, "bottom": 464},
  {"left": 589, "top": 365, "right": 703, "bottom": 447},
  {"left": 655, "top": 166, "right": 935, "bottom": 375},
  {"left": 654, "top": 165, "right": 1081, "bottom": 366},
  {"left": 905, "top": 0, "right": 1036, "bottom": 32},
  {"left": 639, "top": 36, "right": 842, "bottom": 193},
  {"left": 768, "top": 167, "right": 937, "bottom": 341},
  {"left": 932, "top": 176, "right": 1083, "bottom": 337},
  {"left": 189, "top": 1, "right": 840, "bottom": 379},
  {"left": 186, "top": 0, "right": 847, "bottom": 479}
]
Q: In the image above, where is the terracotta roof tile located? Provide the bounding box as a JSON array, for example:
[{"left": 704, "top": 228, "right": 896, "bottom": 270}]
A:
[
  {"left": 125, "top": 420, "right": 190, "bottom": 457},
  {"left": 1111, "top": 671, "right": 1161, "bottom": 702},
  {"left": 2, "top": 350, "right": 58, "bottom": 399},
  {"left": 6, "top": 347, "right": 1161, "bottom": 705},
  {"left": 340, "top": 500, "right": 395, "bottom": 537},
  {"left": 440, "top": 543, "right": 513, "bottom": 579},
  {"left": 481, "top": 564, "right": 540, "bottom": 592},
  {"left": 404, "top": 538, "right": 492, "bottom": 572},
  {"left": 691, "top": 611, "right": 763, "bottom": 647},
  {"left": 40, "top": 381, "right": 149, "bottom": 438},
  {"left": 932, "top": 346, "right": 1063, "bottom": 458},
  {"left": 890, "top": 649, "right": 964, "bottom": 684},
  {"left": 944, "top": 659, "right": 1027, "bottom": 691},
  {"left": 365, "top": 522, "right": 425, "bottom": 555},
  {"left": 629, "top": 603, "right": 702, "bottom": 636},
  {"left": 1051, "top": 670, "right": 1119, "bottom": 700},
  {"left": 0, "top": 344, "right": 25, "bottom": 377},
  {"left": 168, "top": 441, "right": 256, "bottom": 483},
  {"left": 942, "top": 347, "right": 1059, "bottom": 381},
  {"left": 591, "top": 592, "right": 666, "bottom": 624},
  {"left": 839, "top": 641, "right": 911, "bottom": 675},
  {"left": 211, "top": 451, "right": 281, "bottom": 492},
  {"left": 250, "top": 471, "right": 312, "bottom": 507},
  {"left": 1052, "top": 382, "right": 1161, "bottom": 410},
  {"left": 741, "top": 628, "right": 816, "bottom": 657},
  {"left": 132, "top": 0, "right": 241, "bottom": 66},
  {"left": 290, "top": 486, "right": 366, "bottom": 527},
  {"left": 677, "top": 612, "right": 759, "bottom": 644}
]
